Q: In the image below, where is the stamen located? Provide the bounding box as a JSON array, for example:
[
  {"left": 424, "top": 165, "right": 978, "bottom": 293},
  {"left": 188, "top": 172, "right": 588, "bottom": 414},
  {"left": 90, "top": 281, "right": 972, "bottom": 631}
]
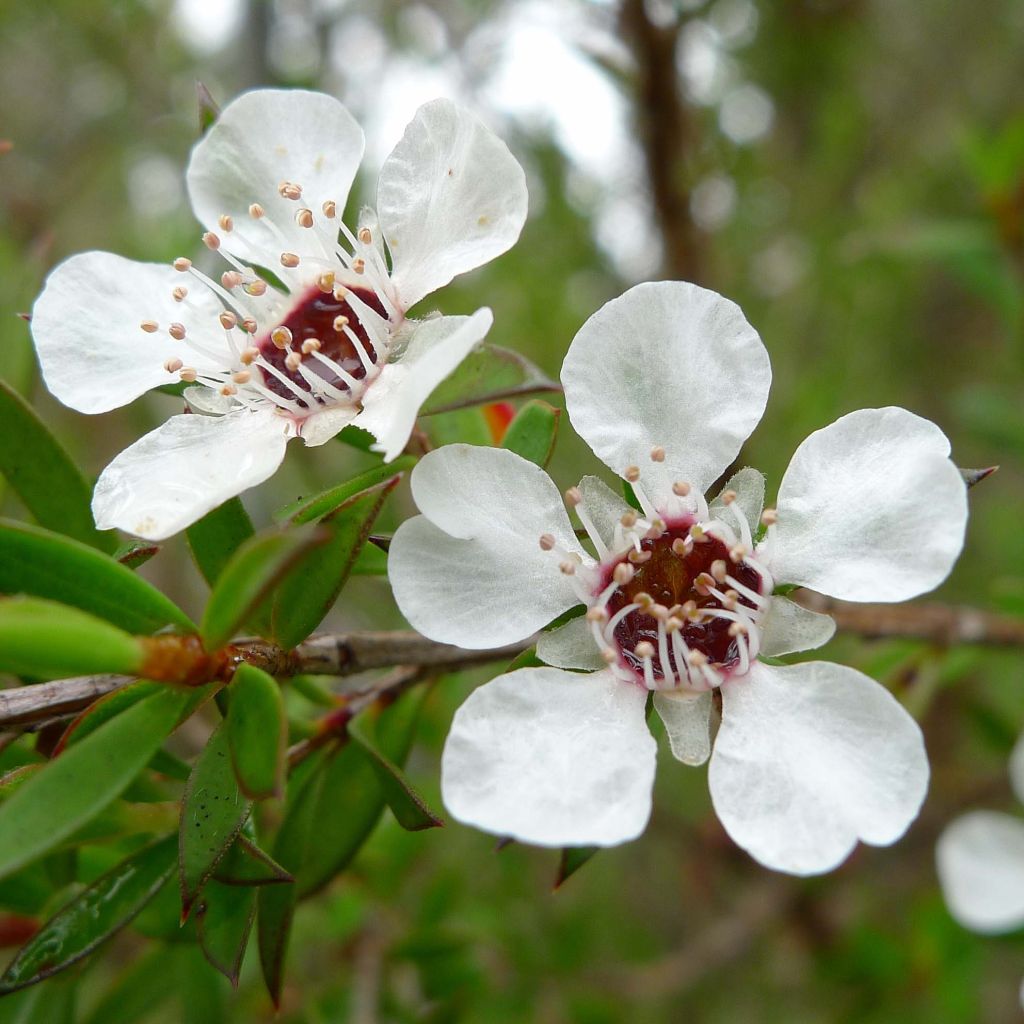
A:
[
  {"left": 163, "top": 357, "right": 183, "bottom": 373},
  {"left": 295, "top": 208, "right": 314, "bottom": 229},
  {"left": 219, "top": 311, "right": 238, "bottom": 331},
  {"left": 203, "top": 232, "right": 220, "bottom": 250},
  {"left": 322, "top": 200, "right": 337, "bottom": 219},
  {"left": 358, "top": 227, "right": 372, "bottom": 244},
  {"left": 218, "top": 214, "right": 234, "bottom": 232},
  {"left": 539, "top": 534, "right": 556, "bottom": 551},
  {"left": 650, "top": 446, "right": 665, "bottom": 463},
  {"left": 179, "top": 367, "right": 197, "bottom": 382},
  {"left": 280, "top": 252, "right": 300, "bottom": 269},
  {"left": 278, "top": 181, "right": 303, "bottom": 200},
  {"left": 270, "top": 326, "right": 292, "bottom": 350},
  {"left": 172, "top": 286, "right": 188, "bottom": 302},
  {"left": 168, "top": 323, "right": 186, "bottom": 340},
  {"left": 173, "top": 257, "right": 192, "bottom": 272},
  {"left": 761, "top": 508, "right": 778, "bottom": 526},
  {"left": 140, "top": 320, "right": 159, "bottom": 333},
  {"left": 624, "top": 465, "right": 640, "bottom": 482}
]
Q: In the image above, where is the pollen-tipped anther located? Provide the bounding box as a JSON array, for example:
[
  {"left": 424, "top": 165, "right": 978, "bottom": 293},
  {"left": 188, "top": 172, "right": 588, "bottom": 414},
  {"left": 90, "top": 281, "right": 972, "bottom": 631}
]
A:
[
  {"left": 333, "top": 315, "right": 349, "bottom": 332},
  {"left": 721, "top": 489, "right": 737, "bottom": 505},
  {"left": 179, "top": 367, "right": 197, "bottom": 382},
  {"left": 634, "top": 641, "right": 655, "bottom": 660},
  {"left": 202, "top": 232, "right": 220, "bottom": 250},
  {"left": 539, "top": 533, "right": 556, "bottom": 551},
  {"left": 280, "top": 252, "right": 300, "bottom": 269},
  {"left": 628, "top": 548, "right": 652, "bottom": 564},
  {"left": 671, "top": 537, "right": 688, "bottom": 557},
  {"left": 284, "top": 352, "right": 302, "bottom": 371},
  {"left": 672, "top": 481, "right": 691, "bottom": 497},
  {"left": 249, "top": 203, "right": 265, "bottom": 219},
  {"left": 240, "top": 347, "right": 259, "bottom": 365},
  {"left": 358, "top": 227, "right": 372, "bottom": 244},
  {"left": 601, "top": 648, "right": 618, "bottom": 664},
  {"left": 221, "top": 271, "right": 243, "bottom": 290},
  {"left": 242, "top": 317, "right": 258, "bottom": 335},
  {"left": 245, "top": 280, "right": 268, "bottom": 296},
  {"left": 278, "top": 181, "right": 302, "bottom": 200},
  {"left": 711, "top": 559, "right": 728, "bottom": 583},
  {"left": 163, "top": 357, "right": 183, "bottom": 373},
  {"left": 322, "top": 200, "right": 337, "bottom": 219},
  {"left": 650, "top": 445, "right": 665, "bottom": 463},
  {"left": 173, "top": 257, "right": 192, "bottom": 272},
  {"left": 232, "top": 370, "right": 251, "bottom": 384},
  {"left": 761, "top": 508, "right": 778, "bottom": 526},
  {"left": 565, "top": 487, "right": 582, "bottom": 507},
  {"left": 634, "top": 591, "right": 654, "bottom": 611},
  {"left": 218, "top": 214, "right": 234, "bottom": 232},
  {"left": 586, "top": 606, "right": 608, "bottom": 623},
  {"left": 301, "top": 338, "right": 321, "bottom": 354},
  {"left": 620, "top": 511, "right": 637, "bottom": 528},
  {"left": 172, "top": 286, "right": 188, "bottom": 302},
  {"left": 219, "top": 384, "right": 237, "bottom": 396},
  {"left": 624, "top": 465, "right": 640, "bottom": 483},
  {"left": 219, "top": 311, "right": 238, "bottom": 330},
  {"left": 559, "top": 560, "right": 576, "bottom": 576},
  {"left": 612, "top": 562, "right": 635, "bottom": 585},
  {"left": 168, "top": 323, "right": 186, "bottom": 340},
  {"left": 352, "top": 257, "right": 366, "bottom": 274},
  {"left": 140, "top": 320, "right": 159, "bottom": 333},
  {"left": 295, "top": 208, "right": 314, "bottom": 229},
  {"left": 317, "top": 272, "right": 335, "bottom": 293},
  {"left": 729, "top": 544, "right": 747, "bottom": 563},
  {"left": 270, "top": 326, "right": 292, "bottom": 350}
]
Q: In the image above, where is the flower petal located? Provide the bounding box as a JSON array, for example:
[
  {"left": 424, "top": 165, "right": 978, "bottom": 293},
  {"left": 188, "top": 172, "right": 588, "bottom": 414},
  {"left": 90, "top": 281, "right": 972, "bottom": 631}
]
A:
[
  {"left": 352, "top": 310, "right": 492, "bottom": 461},
  {"left": 1011, "top": 734, "right": 1024, "bottom": 807},
  {"left": 389, "top": 445, "right": 587, "bottom": 648},
  {"left": 936, "top": 811, "right": 1024, "bottom": 934},
  {"left": 653, "top": 690, "right": 712, "bottom": 766},
  {"left": 758, "top": 596, "right": 836, "bottom": 658},
  {"left": 92, "top": 409, "right": 291, "bottom": 540},
  {"left": 577, "top": 475, "right": 633, "bottom": 552},
  {"left": 31, "top": 252, "right": 227, "bottom": 414},
  {"left": 377, "top": 99, "right": 528, "bottom": 310},
  {"left": 187, "top": 89, "right": 364, "bottom": 267},
  {"left": 537, "top": 615, "right": 607, "bottom": 671},
  {"left": 709, "top": 660, "right": 929, "bottom": 875},
  {"left": 708, "top": 467, "right": 765, "bottom": 537},
  {"left": 442, "top": 667, "right": 655, "bottom": 847},
  {"left": 562, "top": 282, "right": 771, "bottom": 505},
  {"left": 768, "top": 407, "right": 967, "bottom": 602},
  {"left": 299, "top": 404, "right": 359, "bottom": 447}
]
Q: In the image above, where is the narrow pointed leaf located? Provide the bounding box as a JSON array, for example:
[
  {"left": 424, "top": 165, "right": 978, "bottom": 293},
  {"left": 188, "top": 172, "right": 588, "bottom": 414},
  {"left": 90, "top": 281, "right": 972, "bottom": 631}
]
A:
[
  {"left": 200, "top": 526, "right": 326, "bottom": 650},
  {"left": 0, "top": 520, "right": 195, "bottom": 634},
  {"left": 420, "top": 344, "right": 559, "bottom": 415},
  {"left": 0, "top": 597, "right": 145, "bottom": 679},
  {"left": 352, "top": 542, "right": 387, "bottom": 575},
  {"left": 179, "top": 723, "right": 251, "bottom": 918},
  {"left": 195, "top": 880, "right": 255, "bottom": 987},
  {"left": 196, "top": 81, "right": 220, "bottom": 135},
  {"left": 226, "top": 663, "right": 285, "bottom": 800},
  {"left": 0, "top": 836, "right": 176, "bottom": 994},
  {"left": 500, "top": 400, "right": 561, "bottom": 468},
  {"left": 186, "top": 498, "right": 254, "bottom": 587},
  {"left": 115, "top": 541, "right": 160, "bottom": 570},
  {"left": 0, "top": 687, "right": 189, "bottom": 879},
  {"left": 54, "top": 680, "right": 163, "bottom": 755},
  {"left": 960, "top": 465, "right": 998, "bottom": 488},
  {"left": 270, "top": 478, "right": 400, "bottom": 649},
  {"left": 0, "top": 377, "right": 116, "bottom": 552},
  {"left": 554, "top": 846, "right": 598, "bottom": 889},
  {"left": 274, "top": 457, "right": 416, "bottom": 525},
  {"left": 213, "top": 836, "right": 292, "bottom": 887}
]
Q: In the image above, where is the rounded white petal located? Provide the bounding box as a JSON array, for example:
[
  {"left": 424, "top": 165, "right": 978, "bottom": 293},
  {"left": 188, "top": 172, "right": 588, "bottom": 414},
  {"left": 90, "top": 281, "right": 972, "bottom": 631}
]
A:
[
  {"left": 708, "top": 467, "right": 765, "bottom": 537},
  {"left": 653, "top": 690, "right": 712, "bottom": 766},
  {"left": 352, "top": 310, "right": 492, "bottom": 461},
  {"left": 1011, "top": 734, "right": 1024, "bottom": 807},
  {"left": 187, "top": 89, "right": 364, "bottom": 267},
  {"left": 92, "top": 409, "right": 291, "bottom": 540},
  {"left": 936, "top": 811, "right": 1024, "bottom": 934},
  {"left": 562, "top": 282, "right": 771, "bottom": 504},
  {"left": 299, "top": 404, "right": 359, "bottom": 447},
  {"left": 758, "top": 596, "right": 836, "bottom": 658},
  {"left": 576, "top": 475, "right": 633, "bottom": 552},
  {"left": 537, "top": 615, "right": 608, "bottom": 671},
  {"left": 377, "top": 99, "right": 528, "bottom": 310},
  {"left": 389, "top": 445, "right": 587, "bottom": 648},
  {"left": 768, "top": 408, "right": 967, "bottom": 602},
  {"left": 31, "top": 252, "right": 228, "bottom": 414},
  {"left": 442, "top": 667, "right": 655, "bottom": 847},
  {"left": 709, "top": 660, "right": 929, "bottom": 875}
]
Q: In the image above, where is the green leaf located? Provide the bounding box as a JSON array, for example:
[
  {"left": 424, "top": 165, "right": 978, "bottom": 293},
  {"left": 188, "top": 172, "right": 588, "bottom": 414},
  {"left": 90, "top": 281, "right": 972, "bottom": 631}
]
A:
[
  {"left": 269, "top": 477, "right": 400, "bottom": 649},
  {"left": 352, "top": 542, "right": 388, "bottom": 575},
  {"left": 420, "top": 344, "right": 559, "bottom": 415},
  {"left": 554, "top": 846, "right": 598, "bottom": 890},
  {"left": 226, "top": 664, "right": 286, "bottom": 800},
  {"left": 500, "top": 400, "right": 561, "bottom": 467},
  {"left": 213, "top": 836, "right": 292, "bottom": 887},
  {"left": 0, "top": 520, "right": 195, "bottom": 634},
  {"left": 196, "top": 81, "right": 220, "bottom": 134},
  {"left": 200, "top": 526, "right": 326, "bottom": 650},
  {"left": 186, "top": 498, "right": 254, "bottom": 587},
  {"left": 426, "top": 407, "right": 492, "bottom": 447},
  {"left": 335, "top": 424, "right": 377, "bottom": 452},
  {"left": 54, "top": 680, "right": 163, "bottom": 755},
  {"left": 0, "top": 377, "right": 116, "bottom": 553},
  {"left": 274, "top": 456, "right": 416, "bottom": 525},
  {"left": 195, "top": 880, "right": 256, "bottom": 987},
  {"left": 179, "top": 723, "right": 251, "bottom": 918},
  {"left": 0, "top": 836, "right": 176, "bottom": 994},
  {"left": 348, "top": 716, "right": 444, "bottom": 831},
  {"left": 0, "top": 687, "right": 189, "bottom": 879},
  {"left": 0, "top": 597, "right": 145, "bottom": 679},
  {"left": 115, "top": 541, "right": 160, "bottom": 570}
]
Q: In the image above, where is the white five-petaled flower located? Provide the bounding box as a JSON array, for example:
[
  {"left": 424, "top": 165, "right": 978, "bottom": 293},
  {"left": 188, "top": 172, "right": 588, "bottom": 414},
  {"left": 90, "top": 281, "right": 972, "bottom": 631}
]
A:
[
  {"left": 937, "top": 733, "right": 1024, "bottom": 1006},
  {"left": 389, "top": 280, "right": 969, "bottom": 875},
  {"left": 30, "top": 89, "right": 528, "bottom": 540}
]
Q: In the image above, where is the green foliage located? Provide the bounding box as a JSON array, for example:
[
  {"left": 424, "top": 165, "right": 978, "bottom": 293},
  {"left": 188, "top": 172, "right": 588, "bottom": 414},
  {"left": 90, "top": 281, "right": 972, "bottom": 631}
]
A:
[
  {"left": 500, "top": 399, "right": 561, "bottom": 467},
  {"left": 225, "top": 664, "right": 286, "bottom": 800},
  {"left": 186, "top": 498, "right": 254, "bottom": 587},
  {"left": 195, "top": 880, "right": 255, "bottom": 987}
]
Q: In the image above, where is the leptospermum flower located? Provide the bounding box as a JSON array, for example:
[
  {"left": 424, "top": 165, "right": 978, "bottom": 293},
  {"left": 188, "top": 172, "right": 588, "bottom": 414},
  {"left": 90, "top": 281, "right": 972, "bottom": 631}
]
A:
[
  {"left": 31, "top": 89, "right": 527, "bottom": 540},
  {"left": 937, "top": 734, "right": 1024, "bottom": 1004},
  {"left": 389, "top": 281, "right": 969, "bottom": 875}
]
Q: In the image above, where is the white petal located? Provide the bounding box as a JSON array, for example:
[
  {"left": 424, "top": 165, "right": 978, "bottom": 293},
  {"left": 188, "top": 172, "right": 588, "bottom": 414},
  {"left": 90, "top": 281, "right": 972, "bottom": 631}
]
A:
[
  {"left": 758, "top": 596, "right": 836, "bottom": 657},
  {"left": 377, "top": 99, "right": 528, "bottom": 310},
  {"left": 352, "top": 310, "right": 492, "bottom": 461},
  {"left": 187, "top": 89, "right": 364, "bottom": 267},
  {"left": 537, "top": 615, "right": 608, "bottom": 671},
  {"left": 709, "top": 660, "right": 929, "bottom": 875},
  {"left": 562, "top": 282, "right": 771, "bottom": 504},
  {"left": 299, "top": 404, "right": 359, "bottom": 447},
  {"left": 653, "top": 690, "right": 712, "bottom": 766},
  {"left": 1011, "top": 734, "right": 1024, "bottom": 806},
  {"left": 936, "top": 811, "right": 1024, "bottom": 934},
  {"left": 768, "top": 408, "right": 967, "bottom": 602},
  {"left": 442, "top": 667, "right": 655, "bottom": 847},
  {"left": 92, "top": 409, "right": 291, "bottom": 540},
  {"left": 708, "top": 467, "right": 765, "bottom": 537},
  {"left": 31, "top": 252, "right": 227, "bottom": 414},
  {"left": 388, "top": 445, "right": 587, "bottom": 648},
  {"left": 577, "top": 475, "right": 632, "bottom": 551},
  {"left": 184, "top": 385, "right": 237, "bottom": 416}
]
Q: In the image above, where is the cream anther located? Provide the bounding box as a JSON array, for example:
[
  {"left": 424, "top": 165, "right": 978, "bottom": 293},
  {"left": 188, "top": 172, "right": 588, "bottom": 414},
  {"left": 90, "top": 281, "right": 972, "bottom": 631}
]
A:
[
  {"left": 565, "top": 487, "right": 582, "bottom": 507},
  {"left": 671, "top": 537, "right": 688, "bottom": 557},
  {"left": 219, "top": 384, "right": 237, "bottom": 396},
  {"left": 172, "top": 286, "right": 188, "bottom": 302},
  {"left": 270, "top": 326, "right": 293, "bottom": 350},
  {"left": 173, "top": 257, "right": 192, "bottom": 272},
  {"left": 586, "top": 606, "right": 608, "bottom": 623},
  {"left": 650, "top": 445, "right": 666, "bottom": 462},
  {"left": 301, "top": 338, "right": 321, "bottom": 354},
  {"left": 358, "top": 227, "right": 372, "bottom": 244},
  {"left": 681, "top": 600, "right": 698, "bottom": 620},
  {"left": 322, "top": 200, "right": 337, "bottom": 219},
  {"left": 203, "top": 232, "right": 220, "bottom": 250},
  {"left": 644, "top": 519, "right": 666, "bottom": 540},
  {"left": 285, "top": 352, "right": 302, "bottom": 371},
  {"left": 168, "top": 323, "right": 186, "bottom": 340},
  {"left": 694, "top": 572, "right": 715, "bottom": 594},
  {"left": 242, "top": 317, "right": 258, "bottom": 334},
  {"left": 628, "top": 548, "right": 652, "bottom": 564},
  {"left": 221, "top": 271, "right": 243, "bottom": 290},
  {"left": 672, "top": 481, "right": 691, "bottom": 497},
  {"left": 280, "top": 252, "right": 300, "bottom": 269},
  {"left": 689, "top": 524, "right": 708, "bottom": 543},
  {"left": 539, "top": 533, "right": 556, "bottom": 551},
  {"left": 240, "top": 347, "right": 259, "bottom": 365},
  {"left": 722, "top": 589, "right": 739, "bottom": 610},
  {"left": 612, "top": 562, "right": 635, "bottom": 585},
  {"left": 721, "top": 489, "right": 737, "bottom": 505},
  {"left": 218, "top": 214, "right": 234, "bottom": 232},
  {"left": 729, "top": 544, "right": 747, "bottom": 563},
  {"left": 140, "top": 320, "right": 159, "bottom": 333},
  {"left": 728, "top": 622, "right": 748, "bottom": 637},
  {"left": 761, "top": 508, "right": 778, "bottom": 526},
  {"left": 333, "top": 284, "right": 349, "bottom": 301},
  {"left": 634, "top": 592, "right": 654, "bottom": 610},
  {"left": 249, "top": 203, "right": 265, "bottom": 219},
  {"left": 219, "top": 311, "right": 238, "bottom": 330},
  {"left": 634, "top": 641, "right": 655, "bottom": 659},
  {"left": 232, "top": 370, "right": 251, "bottom": 384},
  {"left": 245, "top": 280, "right": 268, "bottom": 296},
  {"left": 278, "top": 181, "right": 302, "bottom": 200},
  {"left": 666, "top": 616, "right": 683, "bottom": 633},
  {"left": 179, "top": 367, "right": 197, "bottom": 382},
  {"left": 601, "top": 648, "right": 618, "bottom": 664},
  {"left": 333, "top": 315, "right": 349, "bottom": 332},
  {"left": 687, "top": 650, "right": 709, "bottom": 667},
  {"left": 316, "top": 272, "right": 335, "bottom": 293},
  {"left": 163, "top": 357, "right": 183, "bottom": 373},
  {"left": 559, "top": 560, "right": 576, "bottom": 576},
  {"left": 711, "top": 559, "right": 728, "bottom": 583},
  {"left": 620, "top": 511, "right": 638, "bottom": 528},
  {"left": 651, "top": 604, "right": 670, "bottom": 622},
  {"left": 295, "top": 208, "right": 314, "bottom": 229},
  {"left": 624, "top": 465, "right": 640, "bottom": 483},
  {"left": 352, "top": 257, "right": 366, "bottom": 274}
]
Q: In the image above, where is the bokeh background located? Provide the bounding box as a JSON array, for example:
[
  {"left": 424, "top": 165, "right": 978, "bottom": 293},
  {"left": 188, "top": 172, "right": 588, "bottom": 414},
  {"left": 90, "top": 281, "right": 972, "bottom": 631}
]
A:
[{"left": 2, "top": 0, "right": 1024, "bottom": 1020}]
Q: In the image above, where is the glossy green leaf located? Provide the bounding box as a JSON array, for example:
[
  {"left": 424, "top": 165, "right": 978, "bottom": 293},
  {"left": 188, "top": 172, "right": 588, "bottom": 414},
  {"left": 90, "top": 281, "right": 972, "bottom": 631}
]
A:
[
  {"left": 554, "top": 846, "right": 598, "bottom": 890},
  {"left": 0, "top": 836, "right": 176, "bottom": 994},
  {"left": 0, "top": 520, "right": 195, "bottom": 634},
  {"left": 269, "top": 477, "right": 400, "bottom": 649},
  {"left": 0, "top": 597, "right": 145, "bottom": 679},
  {"left": 54, "top": 680, "right": 162, "bottom": 755},
  {"left": 213, "top": 836, "right": 292, "bottom": 887},
  {"left": 0, "top": 687, "right": 189, "bottom": 879},
  {"left": 179, "top": 723, "right": 251, "bottom": 918},
  {"left": 200, "top": 526, "right": 326, "bottom": 650},
  {"left": 0, "top": 377, "right": 116, "bottom": 553},
  {"left": 196, "top": 879, "right": 255, "bottom": 987},
  {"left": 226, "top": 663, "right": 286, "bottom": 800},
  {"left": 500, "top": 400, "right": 561, "bottom": 468},
  {"left": 420, "top": 344, "right": 559, "bottom": 415},
  {"left": 186, "top": 497, "right": 254, "bottom": 587}
]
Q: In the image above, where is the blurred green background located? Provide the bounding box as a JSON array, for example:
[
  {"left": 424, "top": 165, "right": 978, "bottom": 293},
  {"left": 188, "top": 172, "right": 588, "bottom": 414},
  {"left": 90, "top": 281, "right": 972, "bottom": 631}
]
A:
[{"left": 2, "top": 0, "right": 1024, "bottom": 1020}]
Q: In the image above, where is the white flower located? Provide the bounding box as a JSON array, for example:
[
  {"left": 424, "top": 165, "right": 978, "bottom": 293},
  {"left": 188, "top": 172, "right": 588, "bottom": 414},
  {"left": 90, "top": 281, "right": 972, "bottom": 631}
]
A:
[
  {"left": 31, "top": 89, "right": 528, "bottom": 540},
  {"left": 389, "top": 280, "right": 969, "bottom": 875}
]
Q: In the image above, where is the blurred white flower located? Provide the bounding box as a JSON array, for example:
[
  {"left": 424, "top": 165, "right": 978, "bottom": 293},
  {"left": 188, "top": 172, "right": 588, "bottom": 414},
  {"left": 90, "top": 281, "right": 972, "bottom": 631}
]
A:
[
  {"left": 389, "top": 281, "right": 969, "bottom": 875},
  {"left": 32, "top": 89, "right": 528, "bottom": 540}
]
